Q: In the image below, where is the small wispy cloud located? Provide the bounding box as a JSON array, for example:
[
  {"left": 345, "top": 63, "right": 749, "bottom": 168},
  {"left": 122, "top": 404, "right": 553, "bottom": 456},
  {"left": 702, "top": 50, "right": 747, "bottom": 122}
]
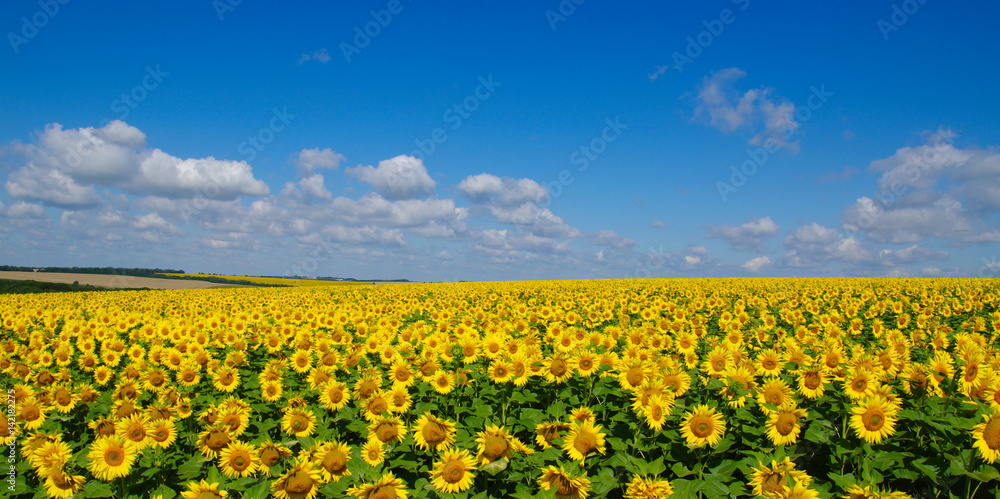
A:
[
  {"left": 298, "top": 49, "right": 331, "bottom": 65},
  {"left": 690, "top": 67, "right": 799, "bottom": 151}
]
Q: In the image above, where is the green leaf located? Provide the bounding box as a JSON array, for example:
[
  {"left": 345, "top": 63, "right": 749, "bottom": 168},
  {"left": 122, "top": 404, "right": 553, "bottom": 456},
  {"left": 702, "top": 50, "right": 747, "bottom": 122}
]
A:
[
  {"left": 481, "top": 458, "right": 508, "bottom": 476},
  {"left": 243, "top": 481, "right": 271, "bottom": 499},
  {"left": 177, "top": 455, "right": 206, "bottom": 482},
  {"left": 804, "top": 419, "right": 835, "bottom": 444},
  {"left": 671, "top": 462, "right": 694, "bottom": 478},
  {"left": 84, "top": 481, "right": 115, "bottom": 498},
  {"left": 670, "top": 478, "right": 705, "bottom": 498},
  {"left": 827, "top": 473, "right": 856, "bottom": 490}
]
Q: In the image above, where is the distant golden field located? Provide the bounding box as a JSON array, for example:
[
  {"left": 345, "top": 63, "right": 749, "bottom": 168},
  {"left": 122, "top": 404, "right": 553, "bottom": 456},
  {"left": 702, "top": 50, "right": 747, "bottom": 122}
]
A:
[
  {"left": 2, "top": 278, "right": 1000, "bottom": 498},
  {"left": 157, "top": 273, "right": 366, "bottom": 287}
]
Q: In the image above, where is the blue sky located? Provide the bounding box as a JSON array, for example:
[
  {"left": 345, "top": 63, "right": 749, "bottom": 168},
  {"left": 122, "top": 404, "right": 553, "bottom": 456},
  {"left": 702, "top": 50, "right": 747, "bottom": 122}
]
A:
[{"left": 1, "top": 1, "right": 999, "bottom": 281}]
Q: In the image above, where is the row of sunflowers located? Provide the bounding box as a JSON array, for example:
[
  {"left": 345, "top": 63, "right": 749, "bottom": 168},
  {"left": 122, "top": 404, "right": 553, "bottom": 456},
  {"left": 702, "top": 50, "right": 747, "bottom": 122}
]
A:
[{"left": 2, "top": 278, "right": 999, "bottom": 498}]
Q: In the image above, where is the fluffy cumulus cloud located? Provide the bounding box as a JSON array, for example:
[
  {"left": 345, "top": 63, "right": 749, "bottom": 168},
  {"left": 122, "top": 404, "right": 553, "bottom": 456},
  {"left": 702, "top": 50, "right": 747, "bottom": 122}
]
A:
[
  {"left": 294, "top": 147, "right": 345, "bottom": 176},
  {"left": 692, "top": 68, "right": 799, "bottom": 151},
  {"left": 742, "top": 256, "right": 771, "bottom": 272},
  {"left": 0, "top": 120, "right": 653, "bottom": 280},
  {"left": 4, "top": 121, "right": 269, "bottom": 206},
  {"left": 841, "top": 130, "right": 1000, "bottom": 245},
  {"left": 706, "top": 216, "right": 779, "bottom": 252},
  {"left": 346, "top": 155, "right": 436, "bottom": 200}
]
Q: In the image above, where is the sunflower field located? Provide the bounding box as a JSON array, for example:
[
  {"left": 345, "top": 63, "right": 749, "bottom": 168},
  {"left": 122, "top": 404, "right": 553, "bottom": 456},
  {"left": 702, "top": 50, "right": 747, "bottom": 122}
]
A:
[{"left": 3, "top": 278, "right": 1000, "bottom": 499}]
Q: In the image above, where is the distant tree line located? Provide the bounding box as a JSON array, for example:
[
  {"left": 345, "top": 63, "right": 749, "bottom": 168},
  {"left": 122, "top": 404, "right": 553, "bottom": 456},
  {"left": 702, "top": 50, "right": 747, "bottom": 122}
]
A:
[
  {"left": 0, "top": 278, "right": 151, "bottom": 294},
  {"left": 0, "top": 266, "right": 286, "bottom": 288},
  {"left": 0, "top": 265, "right": 185, "bottom": 275}
]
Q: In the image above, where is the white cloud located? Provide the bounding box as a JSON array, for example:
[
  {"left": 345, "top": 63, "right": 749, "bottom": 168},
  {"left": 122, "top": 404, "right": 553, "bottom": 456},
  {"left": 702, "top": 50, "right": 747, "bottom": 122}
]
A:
[
  {"left": 651, "top": 220, "right": 666, "bottom": 229},
  {"left": 457, "top": 173, "right": 548, "bottom": 206},
  {"left": 840, "top": 131, "right": 1000, "bottom": 245},
  {"left": 298, "top": 49, "right": 331, "bottom": 64},
  {"left": 4, "top": 121, "right": 269, "bottom": 206},
  {"left": 706, "top": 216, "right": 779, "bottom": 252},
  {"left": 692, "top": 68, "right": 799, "bottom": 151},
  {"left": 346, "top": 155, "right": 436, "bottom": 200},
  {"left": 294, "top": 148, "right": 345, "bottom": 176},
  {"left": 742, "top": 256, "right": 771, "bottom": 272},
  {"left": 131, "top": 149, "right": 269, "bottom": 200}
]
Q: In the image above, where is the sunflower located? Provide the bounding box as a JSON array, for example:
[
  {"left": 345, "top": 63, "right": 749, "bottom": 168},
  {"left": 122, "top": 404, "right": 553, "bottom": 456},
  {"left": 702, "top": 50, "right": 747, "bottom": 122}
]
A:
[
  {"left": 261, "top": 380, "right": 284, "bottom": 402},
  {"left": 537, "top": 466, "right": 590, "bottom": 499},
  {"left": 701, "top": 346, "right": 732, "bottom": 378},
  {"left": 29, "top": 440, "right": 72, "bottom": 469},
  {"left": 850, "top": 396, "right": 899, "bottom": 444},
  {"left": 115, "top": 413, "right": 151, "bottom": 450},
  {"left": 387, "top": 385, "right": 413, "bottom": 414},
  {"left": 475, "top": 424, "right": 533, "bottom": 465},
  {"left": 148, "top": 419, "right": 177, "bottom": 449},
  {"left": 797, "top": 366, "right": 828, "bottom": 399},
  {"left": 282, "top": 408, "right": 317, "bottom": 438},
  {"left": 661, "top": 369, "right": 692, "bottom": 398},
  {"left": 784, "top": 483, "right": 821, "bottom": 499},
  {"left": 362, "top": 392, "right": 391, "bottom": 422},
  {"left": 361, "top": 438, "right": 385, "bottom": 466},
  {"left": 178, "top": 479, "right": 227, "bottom": 499},
  {"left": 211, "top": 367, "right": 240, "bottom": 393},
  {"left": 431, "top": 370, "right": 456, "bottom": 394},
  {"left": 544, "top": 355, "right": 574, "bottom": 384},
  {"left": 271, "top": 458, "right": 324, "bottom": 499},
  {"left": 488, "top": 359, "right": 514, "bottom": 384},
  {"left": 430, "top": 449, "right": 477, "bottom": 493},
  {"left": 354, "top": 373, "right": 384, "bottom": 401},
  {"left": 319, "top": 380, "right": 350, "bottom": 411},
  {"left": 39, "top": 464, "right": 86, "bottom": 499},
  {"left": 218, "top": 441, "right": 259, "bottom": 479},
  {"left": 258, "top": 440, "right": 293, "bottom": 475},
  {"left": 573, "top": 352, "right": 599, "bottom": 377},
  {"left": 313, "top": 440, "right": 351, "bottom": 482},
  {"left": 757, "top": 378, "right": 795, "bottom": 410},
  {"left": 87, "top": 435, "right": 137, "bottom": 481},
  {"left": 756, "top": 348, "right": 785, "bottom": 377},
  {"left": 562, "top": 420, "right": 606, "bottom": 464},
  {"left": 142, "top": 367, "right": 170, "bottom": 393},
  {"left": 766, "top": 402, "right": 807, "bottom": 446},
  {"left": 748, "top": 458, "right": 812, "bottom": 498},
  {"left": 48, "top": 384, "right": 78, "bottom": 413},
  {"left": 843, "top": 368, "right": 876, "bottom": 400},
  {"left": 197, "top": 424, "right": 233, "bottom": 458},
  {"left": 680, "top": 405, "right": 726, "bottom": 448},
  {"left": 412, "top": 412, "right": 457, "bottom": 451},
  {"left": 368, "top": 415, "right": 407, "bottom": 444},
  {"left": 346, "top": 471, "right": 409, "bottom": 499},
  {"left": 17, "top": 395, "right": 47, "bottom": 430},
  {"left": 643, "top": 394, "right": 672, "bottom": 431},
  {"left": 624, "top": 474, "right": 674, "bottom": 499},
  {"left": 535, "top": 422, "right": 572, "bottom": 449},
  {"left": 972, "top": 409, "right": 1000, "bottom": 464}
]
